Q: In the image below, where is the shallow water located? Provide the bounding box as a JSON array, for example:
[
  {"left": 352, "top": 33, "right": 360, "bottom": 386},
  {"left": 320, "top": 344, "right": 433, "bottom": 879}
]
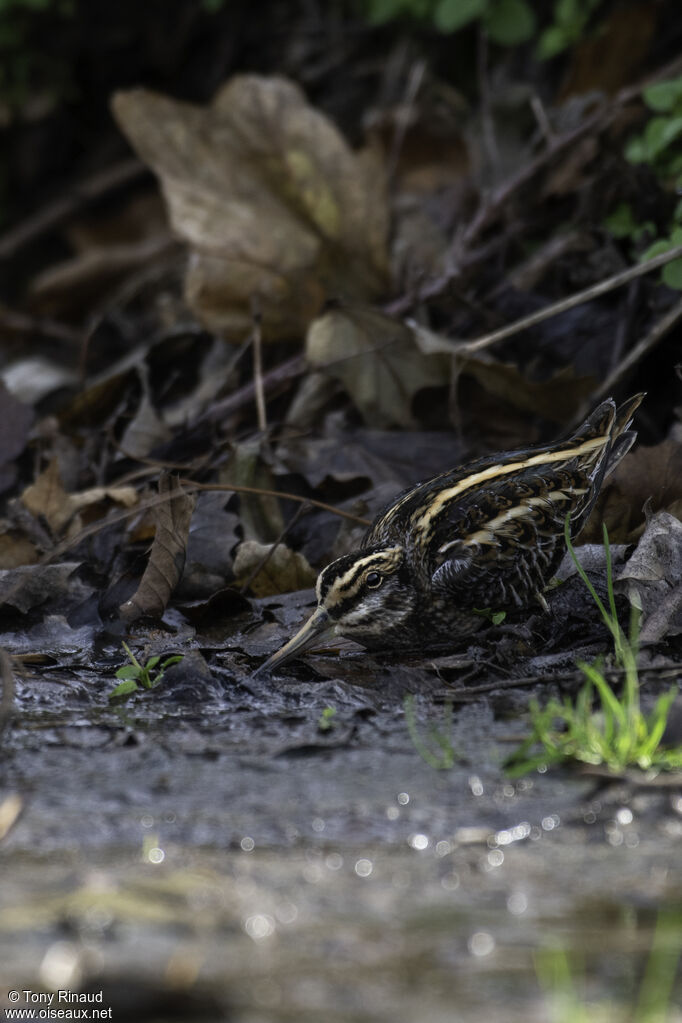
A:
[{"left": 1, "top": 647, "right": 681, "bottom": 1022}]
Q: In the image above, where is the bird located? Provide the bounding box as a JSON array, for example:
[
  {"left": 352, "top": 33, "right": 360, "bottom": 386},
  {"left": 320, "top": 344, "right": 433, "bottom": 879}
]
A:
[{"left": 256, "top": 394, "right": 644, "bottom": 675}]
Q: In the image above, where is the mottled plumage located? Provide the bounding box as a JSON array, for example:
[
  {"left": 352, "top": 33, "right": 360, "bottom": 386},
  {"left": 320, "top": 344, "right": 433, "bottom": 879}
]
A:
[{"left": 257, "top": 394, "right": 644, "bottom": 674}]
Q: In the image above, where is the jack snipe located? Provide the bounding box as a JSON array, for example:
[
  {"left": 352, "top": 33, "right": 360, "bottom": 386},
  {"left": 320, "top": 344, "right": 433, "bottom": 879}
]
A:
[{"left": 258, "top": 394, "right": 644, "bottom": 674}]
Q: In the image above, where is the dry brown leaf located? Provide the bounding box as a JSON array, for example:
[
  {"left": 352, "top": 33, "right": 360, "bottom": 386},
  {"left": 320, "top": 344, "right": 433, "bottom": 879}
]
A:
[
  {"left": 616, "top": 512, "right": 682, "bottom": 641},
  {"left": 582, "top": 438, "right": 682, "bottom": 543},
  {"left": 21, "top": 458, "right": 138, "bottom": 536},
  {"left": 233, "top": 540, "right": 316, "bottom": 597},
  {"left": 0, "top": 525, "right": 39, "bottom": 569},
  {"left": 120, "top": 474, "right": 196, "bottom": 622},
  {"left": 21, "top": 459, "right": 74, "bottom": 534},
  {"left": 112, "top": 76, "right": 390, "bottom": 341},
  {"left": 306, "top": 304, "right": 449, "bottom": 428}
]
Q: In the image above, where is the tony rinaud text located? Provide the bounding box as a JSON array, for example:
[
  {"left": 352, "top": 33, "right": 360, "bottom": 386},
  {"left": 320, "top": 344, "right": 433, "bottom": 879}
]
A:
[{"left": 19, "top": 993, "right": 103, "bottom": 1004}]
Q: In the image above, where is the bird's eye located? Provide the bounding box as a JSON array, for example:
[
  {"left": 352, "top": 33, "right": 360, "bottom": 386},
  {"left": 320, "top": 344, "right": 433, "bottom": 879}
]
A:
[{"left": 365, "top": 571, "right": 382, "bottom": 589}]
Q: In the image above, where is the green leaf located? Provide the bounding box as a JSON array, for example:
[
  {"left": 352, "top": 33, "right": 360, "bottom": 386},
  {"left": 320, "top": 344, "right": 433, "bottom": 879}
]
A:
[
  {"left": 643, "top": 76, "right": 682, "bottom": 113},
  {"left": 536, "top": 24, "right": 570, "bottom": 59},
  {"left": 109, "top": 679, "right": 140, "bottom": 700},
  {"left": 663, "top": 258, "right": 682, "bottom": 290},
  {"left": 145, "top": 656, "right": 161, "bottom": 670},
  {"left": 603, "top": 202, "right": 638, "bottom": 240},
  {"left": 640, "top": 237, "right": 675, "bottom": 262},
  {"left": 161, "top": 655, "right": 184, "bottom": 669},
  {"left": 434, "top": 0, "right": 486, "bottom": 33},
  {"left": 115, "top": 665, "right": 142, "bottom": 680},
  {"left": 624, "top": 136, "right": 646, "bottom": 164},
  {"left": 486, "top": 0, "right": 535, "bottom": 45}
]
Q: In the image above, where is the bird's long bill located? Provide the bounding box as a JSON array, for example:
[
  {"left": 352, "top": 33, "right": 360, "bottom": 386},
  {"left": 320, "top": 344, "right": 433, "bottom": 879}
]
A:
[{"left": 255, "top": 606, "right": 334, "bottom": 676}]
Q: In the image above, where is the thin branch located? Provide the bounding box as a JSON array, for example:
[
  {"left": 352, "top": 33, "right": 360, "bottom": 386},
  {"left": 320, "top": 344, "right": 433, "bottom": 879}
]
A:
[
  {"left": 447, "top": 244, "right": 682, "bottom": 356},
  {"left": 41, "top": 478, "right": 370, "bottom": 564},
  {"left": 0, "top": 158, "right": 147, "bottom": 259},
  {"left": 177, "top": 480, "right": 371, "bottom": 526},
  {"left": 238, "top": 502, "right": 309, "bottom": 594},
  {"left": 585, "top": 291, "right": 682, "bottom": 411},
  {"left": 251, "top": 304, "right": 267, "bottom": 434},
  {"left": 0, "top": 649, "right": 15, "bottom": 738}
]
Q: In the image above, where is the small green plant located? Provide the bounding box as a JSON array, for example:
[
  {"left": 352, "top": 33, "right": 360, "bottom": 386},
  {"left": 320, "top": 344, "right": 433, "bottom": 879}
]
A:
[
  {"left": 536, "top": 0, "right": 604, "bottom": 60},
  {"left": 604, "top": 76, "right": 682, "bottom": 290},
  {"left": 535, "top": 910, "right": 682, "bottom": 1023},
  {"left": 626, "top": 76, "right": 682, "bottom": 185},
  {"left": 109, "top": 642, "right": 183, "bottom": 701},
  {"left": 604, "top": 198, "right": 682, "bottom": 291},
  {"left": 506, "top": 517, "right": 681, "bottom": 777},
  {"left": 404, "top": 693, "right": 459, "bottom": 769},
  {"left": 360, "top": 0, "right": 536, "bottom": 46},
  {"left": 317, "top": 706, "right": 337, "bottom": 732}
]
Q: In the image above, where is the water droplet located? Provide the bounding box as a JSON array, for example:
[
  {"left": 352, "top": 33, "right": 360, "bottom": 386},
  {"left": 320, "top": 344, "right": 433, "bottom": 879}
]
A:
[
  {"left": 469, "top": 931, "right": 495, "bottom": 957},
  {"left": 468, "top": 775, "right": 484, "bottom": 796},
  {"left": 244, "top": 914, "right": 275, "bottom": 941},
  {"left": 507, "top": 891, "right": 528, "bottom": 915},
  {"left": 408, "top": 833, "right": 429, "bottom": 851},
  {"left": 397, "top": 792, "right": 410, "bottom": 805},
  {"left": 355, "top": 858, "right": 373, "bottom": 877},
  {"left": 241, "top": 836, "right": 255, "bottom": 852}
]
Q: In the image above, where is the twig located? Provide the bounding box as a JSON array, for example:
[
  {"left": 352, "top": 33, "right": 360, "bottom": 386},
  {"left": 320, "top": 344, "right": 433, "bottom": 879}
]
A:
[
  {"left": 387, "top": 52, "right": 682, "bottom": 317},
  {"left": 445, "top": 244, "right": 682, "bottom": 356},
  {"left": 477, "top": 25, "right": 499, "bottom": 177},
  {"left": 177, "top": 480, "right": 371, "bottom": 526},
  {"left": 251, "top": 303, "right": 267, "bottom": 434},
  {"left": 386, "top": 58, "right": 426, "bottom": 186},
  {"left": 38, "top": 478, "right": 369, "bottom": 565},
  {"left": 0, "top": 649, "right": 15, "bottom": 737},
  {"left": 459, "top": 53, "right": 682, "bottom": 254},
  {"left": 201, "top": 354, "right": 306, "bottom": 426},
  {"left": 529, "top": 94, "right": 555, "bottom": 145},
  {"left": 0, "top": 306, "right": 81, "bottom": 346},
  {"left": 583, "top": 291, "right": 682, "bottom": 413},
  {"left": 238, "top": 502, "right": 308, "bottom": 594},
  {"left": 0, "top": 158, "right": 147, "bottom": 259}
]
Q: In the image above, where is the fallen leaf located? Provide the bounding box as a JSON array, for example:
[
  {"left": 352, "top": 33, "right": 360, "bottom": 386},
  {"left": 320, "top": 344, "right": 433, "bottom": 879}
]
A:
[
  {"left": 112, "top": 76, "right": 390, "bottom": 340},
  {"left": 219, "top": 438, "right": 284, "bottom": 543},
  {"left": 0, "top": 563, "right": 87, "bottom": 613},
  {"left": 119, "top": 365, "right": 172, "bottom": 460},
  {"left": 234, "top": 540, "right": 316, "bottom": 597},
  {"left": 616, "top": 512, "right": 682, "bottom": 641},
  {"left": 22, "top": 458, "right": 138, "bottom": 536},
  {"left": 582, "top": 438, "right": 682, "bottom": 543},
  {"left": 306, "top": 304, "right": 450, "bottom": 427},
  {"left": 0, "top": 523, "right": 39, "bottom": 569},
  {"left": 119, "top": 474, "right": 196, "bottom": 622}
]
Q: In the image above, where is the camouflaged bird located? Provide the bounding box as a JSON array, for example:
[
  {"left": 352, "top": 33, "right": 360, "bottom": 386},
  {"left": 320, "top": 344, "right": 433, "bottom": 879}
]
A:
[{"left": 257, "top": 394, "right": 644, "bottom": 674}]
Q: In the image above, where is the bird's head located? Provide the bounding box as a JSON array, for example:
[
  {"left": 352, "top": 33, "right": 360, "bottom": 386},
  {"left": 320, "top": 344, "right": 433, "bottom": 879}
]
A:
[{"left": 256, "top": 545, "right": 415, "bottom": 674}]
